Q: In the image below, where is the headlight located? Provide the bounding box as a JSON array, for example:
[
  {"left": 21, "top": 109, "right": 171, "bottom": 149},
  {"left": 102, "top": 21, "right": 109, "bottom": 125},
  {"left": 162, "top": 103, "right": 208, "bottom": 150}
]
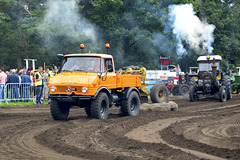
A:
[
  {"left": 216, "top": 76, "right": 221, "bottom": 80},
  {"left": 194, "top": 77, "right": 198, "bottom": 81},
  {"left": 82, "top": 87, "right": 88, "bottom": 93},
  {"left": 51, "top": 86, "right": 56, "bottom": 92}
]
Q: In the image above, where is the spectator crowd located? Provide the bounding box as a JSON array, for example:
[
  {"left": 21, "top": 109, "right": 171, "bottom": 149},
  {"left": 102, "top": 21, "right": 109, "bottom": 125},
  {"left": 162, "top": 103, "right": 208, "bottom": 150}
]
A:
[{"left": 0, "top": 66, "right": 58, "bottom": 104}]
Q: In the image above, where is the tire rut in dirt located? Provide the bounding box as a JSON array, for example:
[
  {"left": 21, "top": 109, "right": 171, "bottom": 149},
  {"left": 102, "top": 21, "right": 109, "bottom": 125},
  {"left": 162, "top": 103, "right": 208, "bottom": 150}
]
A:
[
  {"left": 0, "top": 114, "right": 79, "bottom": 160},
  {"left": 1, "top": 95, "right": 240, "bottom": 160},
  {"left": 160, "top": 110, "right": 240, "bottom": 160}
]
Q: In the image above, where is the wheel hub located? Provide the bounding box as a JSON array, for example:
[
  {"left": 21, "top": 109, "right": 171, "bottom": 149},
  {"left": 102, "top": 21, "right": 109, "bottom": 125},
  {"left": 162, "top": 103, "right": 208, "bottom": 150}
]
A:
[{"left": 159, "top": 89, "right": 166, "bottom": 100}]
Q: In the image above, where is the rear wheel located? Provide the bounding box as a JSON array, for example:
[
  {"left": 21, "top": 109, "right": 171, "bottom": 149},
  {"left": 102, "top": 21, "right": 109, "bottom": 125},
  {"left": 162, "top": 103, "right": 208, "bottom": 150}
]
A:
[
  {"left": 171, "top": 85, "right": 179, "bottom": 96},
  {"left": 121, "top": 91, "right": 140, "bottom": 116},
  {"left": 219, "top": 86, "right": 227, "bottom": 102},
  {"left": 150, "top": 84, "right": 168, "bottom": 103},
  {"left": 50, "top": 100, "right": 70, "bottom": 120},
  {"left": 91, "top": 92, "right": 109, "bottom": 119},
  {"left": 179, "top": 84, "right": 190, "bottom": 95},
  {"left": 189, "top": 86, "right": 199, "bottom": 102}
]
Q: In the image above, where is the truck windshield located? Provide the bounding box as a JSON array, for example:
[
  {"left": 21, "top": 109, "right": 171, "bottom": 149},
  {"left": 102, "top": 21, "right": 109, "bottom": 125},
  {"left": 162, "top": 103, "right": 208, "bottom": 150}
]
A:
[
  {"left": 61, "top": 57, "right": 101, "bottom": 73},
  {"left": 199, "top": 61, "right": 220, "bottom": 71}
]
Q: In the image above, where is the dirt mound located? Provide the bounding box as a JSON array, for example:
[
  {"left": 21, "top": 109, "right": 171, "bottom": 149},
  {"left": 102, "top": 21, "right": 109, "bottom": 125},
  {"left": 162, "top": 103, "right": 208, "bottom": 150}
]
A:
[{"left": 141, "top": 101, "right": 178, "bottom": 111}]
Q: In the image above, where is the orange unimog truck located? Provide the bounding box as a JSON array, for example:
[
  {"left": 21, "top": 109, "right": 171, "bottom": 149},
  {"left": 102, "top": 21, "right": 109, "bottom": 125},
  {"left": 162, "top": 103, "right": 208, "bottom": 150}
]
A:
[{"left": 49, "top": 44, "right": 168, "bottom": 120}]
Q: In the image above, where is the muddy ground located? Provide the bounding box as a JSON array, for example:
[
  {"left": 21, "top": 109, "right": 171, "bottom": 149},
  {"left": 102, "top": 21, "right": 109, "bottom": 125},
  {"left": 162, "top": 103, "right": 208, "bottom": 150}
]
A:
[{"left": 0, "top": 95, "right": 240, "bottom": 160}]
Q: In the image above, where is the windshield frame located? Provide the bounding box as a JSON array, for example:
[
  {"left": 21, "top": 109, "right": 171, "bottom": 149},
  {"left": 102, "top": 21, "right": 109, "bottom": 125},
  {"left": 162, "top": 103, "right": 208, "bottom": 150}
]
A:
[{"left": 59, "top": 56, "right": 101, "bottom": 73}]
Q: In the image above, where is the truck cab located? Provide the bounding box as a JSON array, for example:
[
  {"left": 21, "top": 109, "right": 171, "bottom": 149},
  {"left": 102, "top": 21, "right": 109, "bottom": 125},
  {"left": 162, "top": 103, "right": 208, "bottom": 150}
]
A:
[{"left": 50, "top": 53, "right": 118, "bottom": 97}]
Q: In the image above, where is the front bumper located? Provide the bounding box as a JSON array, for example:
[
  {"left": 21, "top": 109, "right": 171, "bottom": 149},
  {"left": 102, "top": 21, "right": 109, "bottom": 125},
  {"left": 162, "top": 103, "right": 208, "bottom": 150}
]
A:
[{"left": 50, "top": 94, "right": 92, "bottom": 102}]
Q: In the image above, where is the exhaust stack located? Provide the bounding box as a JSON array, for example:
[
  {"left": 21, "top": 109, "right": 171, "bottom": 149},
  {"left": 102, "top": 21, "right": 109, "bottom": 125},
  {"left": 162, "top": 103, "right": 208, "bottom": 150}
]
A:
[{"left": 211, "top": 58, "right": 217, "bottom": 79}]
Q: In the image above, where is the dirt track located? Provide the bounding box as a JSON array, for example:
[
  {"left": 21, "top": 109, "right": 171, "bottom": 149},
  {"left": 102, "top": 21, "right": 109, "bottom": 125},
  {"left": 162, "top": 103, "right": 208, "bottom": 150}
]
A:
[{"left": 0, "top": 95, "right": 240, "bottom": 160}]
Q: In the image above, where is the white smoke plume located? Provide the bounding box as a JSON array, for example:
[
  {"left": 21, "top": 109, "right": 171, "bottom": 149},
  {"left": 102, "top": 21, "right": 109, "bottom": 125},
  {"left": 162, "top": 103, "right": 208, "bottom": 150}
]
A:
[
  {"left": 169, "top": 4, "right": 215, "bottom": 55},
  {"left": 39, "top": 0, "right": 97, "bottom": 45}
]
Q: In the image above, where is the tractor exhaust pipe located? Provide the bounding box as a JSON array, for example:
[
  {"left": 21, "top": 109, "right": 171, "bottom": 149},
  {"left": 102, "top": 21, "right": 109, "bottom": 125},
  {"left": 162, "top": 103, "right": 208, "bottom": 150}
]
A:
[{"left": 211, "top": 58, "right": 217, "bottom": 79}]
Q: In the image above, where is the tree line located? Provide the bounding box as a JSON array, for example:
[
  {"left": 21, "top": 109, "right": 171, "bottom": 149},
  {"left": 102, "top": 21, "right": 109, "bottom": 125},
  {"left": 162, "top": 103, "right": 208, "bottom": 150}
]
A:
[{"left": 0, "top": 0, "right": 239, "bottom": 72}]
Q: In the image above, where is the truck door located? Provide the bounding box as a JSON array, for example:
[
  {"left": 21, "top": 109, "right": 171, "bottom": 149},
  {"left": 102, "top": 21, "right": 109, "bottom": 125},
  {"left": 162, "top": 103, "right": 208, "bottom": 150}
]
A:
[{"left": 101, "top": 58, "right": 117, "bottom": 88}]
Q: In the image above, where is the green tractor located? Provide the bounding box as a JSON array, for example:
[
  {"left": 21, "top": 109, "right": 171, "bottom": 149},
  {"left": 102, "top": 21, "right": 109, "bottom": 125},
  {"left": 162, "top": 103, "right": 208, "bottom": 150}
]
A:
[
  {"left": 232, "top": 67, "right": 240, "bottom": 94},
  {"left": 189, "top": 55, "right": 232, "bottom": 102}
]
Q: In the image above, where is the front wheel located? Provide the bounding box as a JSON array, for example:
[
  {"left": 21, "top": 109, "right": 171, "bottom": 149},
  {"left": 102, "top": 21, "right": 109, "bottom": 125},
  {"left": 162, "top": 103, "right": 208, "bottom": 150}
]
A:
[
  {"left": 85, "top": 107, "right": 91, "bottom": 117},
  {"left": 121, "top": 91, "right": 140, "bottom": 116},
  {"left": 50, "top": 100, "right": 70, "bottom": 120},
  {"left": 179, "top": 84, "right": 190, "bottom": 95},
  {"left": 219, "top": 86, "right": 227, "bottom": 102},
  {"left": 189, "top": 86, "right": 199, "bottom": 102},
  {"left": 90, "top": 92, "right": 109, "bottom": 119},
  {"left": 223, "top": 76, "right": 232, "bottom": 100}
]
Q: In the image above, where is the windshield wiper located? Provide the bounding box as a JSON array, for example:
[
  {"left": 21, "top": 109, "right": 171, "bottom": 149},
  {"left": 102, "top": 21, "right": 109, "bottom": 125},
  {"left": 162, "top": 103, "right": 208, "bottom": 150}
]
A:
[
  {"left": 74, "top": 69, "right": 87, "bottom": 72},
  {"left": 61, "top": 70, "right": 70, "bottom": 72}
]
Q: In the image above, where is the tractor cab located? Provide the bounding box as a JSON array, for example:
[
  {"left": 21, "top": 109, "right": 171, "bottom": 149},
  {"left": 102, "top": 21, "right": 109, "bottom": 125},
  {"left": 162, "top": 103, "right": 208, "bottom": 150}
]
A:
[{"left": 197, "top": 55, "right": 222, "bottom": 80}]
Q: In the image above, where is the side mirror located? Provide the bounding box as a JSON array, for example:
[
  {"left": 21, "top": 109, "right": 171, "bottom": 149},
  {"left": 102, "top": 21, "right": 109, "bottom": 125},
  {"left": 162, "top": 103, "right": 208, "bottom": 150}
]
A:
[
  {"left": 98, "top": 72, "right": 102, "bottom": 78},
  {"left": 57, "top": 54, "right": 64, "bottom": 67},
  {"left": 57, "top": 54, "right": 64, "bottom": 58}
]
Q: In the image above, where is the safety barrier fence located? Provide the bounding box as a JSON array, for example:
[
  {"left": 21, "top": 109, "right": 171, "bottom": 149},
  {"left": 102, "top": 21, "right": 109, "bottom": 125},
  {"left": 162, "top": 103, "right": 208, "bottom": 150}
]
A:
[{"left": 0, "top": 82, "right": 49, "bottom": 103}]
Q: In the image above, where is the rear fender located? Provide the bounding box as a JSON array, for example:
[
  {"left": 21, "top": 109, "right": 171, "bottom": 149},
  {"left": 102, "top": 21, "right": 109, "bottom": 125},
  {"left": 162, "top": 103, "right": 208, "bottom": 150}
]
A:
[{"left": 122, "top": 87, "right": 140, "bottom": 99}]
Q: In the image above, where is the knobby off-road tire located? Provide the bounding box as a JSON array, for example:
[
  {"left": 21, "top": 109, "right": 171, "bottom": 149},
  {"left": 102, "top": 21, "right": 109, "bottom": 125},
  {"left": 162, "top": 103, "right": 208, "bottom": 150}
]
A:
[
  {"left": 179, "top": 84, "right": 190, "bottom": 95},
  {"left": 50, "top": 100, "right": 70, "bottom": 120},
  {"left": 222, "top": 76, "right": 232, "bottom": 100},
  {"left": 219, "top": 86, "right": 227, "bottom": 102},
  {"left": 85, "top": 107, "right": 91, "bottom": 117},
  {"left": 121, "top": 91, "right": 140, "bottom": 116},
  {"left": 150, "top": 84, "right": 169, "bottom": 103},
  {"left": 189, "top": 86, "right": 199, "bottom": 102},
  {"left": 90, "top": 92, "right": 109, "bottom": 119},
  {"left": 82, "top": 101, "right": 91, "bottom": 117},
  {"left": 171, "top": 85, "right": 179, "bottom": 96}
]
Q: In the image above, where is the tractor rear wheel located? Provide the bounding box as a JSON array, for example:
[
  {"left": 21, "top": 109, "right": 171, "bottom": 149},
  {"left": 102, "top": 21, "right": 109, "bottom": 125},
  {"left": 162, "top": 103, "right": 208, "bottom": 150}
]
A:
[
  {"left": 50, "top": 100, "right": 70, "bottom": 120},
  {"left": 189, "top": 86, "right": 199, "bottom": 102},
  {"left": 91, "top": 92, "right": 109, "bottom": 119},
  {"left": 179, "top": 84, "right": 190, "bottom": 95},
  {"left": 222, "top": 76, "right": 232, "bottom": 100},
  {"left": 171, "top": 85, "right": 179, "bottom": 96},
  {"left": 121, "top": 91, "right": 140, "bottom": 116},
  {"left": 150, "top": 84, "right": 168, "bottom": 103},
  {"left": 219, "top": 86, "right": 227, "bottom": 102}
]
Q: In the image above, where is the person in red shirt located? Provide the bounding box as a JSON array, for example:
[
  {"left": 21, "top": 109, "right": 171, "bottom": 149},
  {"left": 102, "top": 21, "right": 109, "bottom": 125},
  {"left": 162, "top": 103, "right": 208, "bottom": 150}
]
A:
[{"left": 0, "top": 67, "right": 8, "bottom": 103}]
